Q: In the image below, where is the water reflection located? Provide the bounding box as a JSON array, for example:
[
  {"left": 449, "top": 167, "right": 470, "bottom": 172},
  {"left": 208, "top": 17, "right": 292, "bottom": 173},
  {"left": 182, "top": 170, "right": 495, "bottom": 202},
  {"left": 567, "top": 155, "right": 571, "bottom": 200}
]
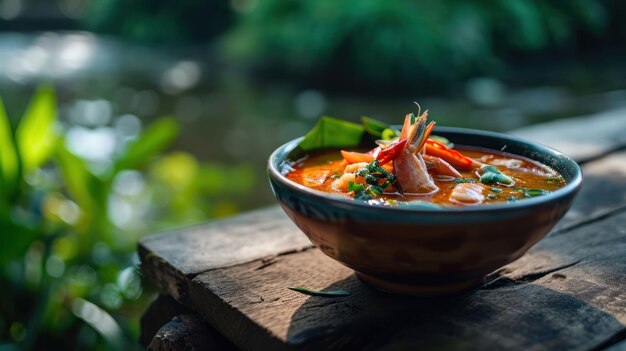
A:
[
  {"left": 160, "top": 60, "right": 202, "bottom": 94},
  {"left": 2, "top": 32, "right": 96, "bottom": 82}
]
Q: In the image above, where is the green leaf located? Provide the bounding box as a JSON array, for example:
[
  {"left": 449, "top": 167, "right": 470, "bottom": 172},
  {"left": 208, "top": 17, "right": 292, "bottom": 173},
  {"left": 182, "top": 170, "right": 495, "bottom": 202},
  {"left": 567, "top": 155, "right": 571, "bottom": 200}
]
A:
[
  {"left": 297, "top": 117, "right": 364, "bottom": 152},
  {"left": 0, "top": 98, "right": 19, "bottom": 195},
  {"left": 15, "top": 85, "right": 58, "bottom": 173},
  {"left": 114, "top": 117, "right": 180, "bottom": 172},
  {"left": 55, "top": 143, "right": 96, "bottom": 214},
  {"left": 361, "top": 116, "right": 388, "bottom": 138},
  {"left": 288, "top": 287, "right": 351, "bottom": 297}
]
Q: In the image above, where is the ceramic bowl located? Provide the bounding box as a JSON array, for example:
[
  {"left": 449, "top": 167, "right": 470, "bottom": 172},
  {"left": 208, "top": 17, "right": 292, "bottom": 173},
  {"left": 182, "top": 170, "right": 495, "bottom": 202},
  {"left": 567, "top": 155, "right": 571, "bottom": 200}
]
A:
[{"left": 267, "top": 127, "right": 582, "bottom": 295}]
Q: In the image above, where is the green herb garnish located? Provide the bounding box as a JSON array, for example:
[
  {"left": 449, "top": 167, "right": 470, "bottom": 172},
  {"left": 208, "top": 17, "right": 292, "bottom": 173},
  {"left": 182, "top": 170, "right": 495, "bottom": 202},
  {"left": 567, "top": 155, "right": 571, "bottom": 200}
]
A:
[
  {"left": 331, "top": 171, "right": 341, "bottom": 179},
  {"left": 288, "top": 287, "right": 351, "bottom": 297},
  {"left": 524, "top": 189, "right": 550, "bottom": 197},
  {"left": 347, "top": 181, "right": 365, "bottom": 193},
  {"left": 479, "top": 165, "right": 514, "bottom": 185},
  {"left": 490, "top": 187, "right": 502, "bottom": 193},
  {"left": 348, "top": 160, "right": 397, "bottom": 200}
]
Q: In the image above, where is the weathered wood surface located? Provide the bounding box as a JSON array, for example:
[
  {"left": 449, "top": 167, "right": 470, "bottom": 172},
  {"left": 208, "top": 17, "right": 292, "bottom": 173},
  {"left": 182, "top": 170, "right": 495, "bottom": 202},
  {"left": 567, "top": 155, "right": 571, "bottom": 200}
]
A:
[
  {"left": 147, "top": 314, "right": 236, "bottom": 351},
  {"left": 553, "top": 150, "right": 626, "bottom": 231},
  {"left": 139, "top": 110, "right": 626, "bottom": 350},
  {"left": 139, "top": 207, "right": 312, "bottom": 301},
  {"left": 140, "top": 295, "right": 191, "bottom": 348}
]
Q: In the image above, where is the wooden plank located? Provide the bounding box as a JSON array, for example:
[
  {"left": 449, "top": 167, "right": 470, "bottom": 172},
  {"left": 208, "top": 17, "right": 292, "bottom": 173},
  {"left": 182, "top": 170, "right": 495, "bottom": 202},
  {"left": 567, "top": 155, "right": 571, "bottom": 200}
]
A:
[
  {"left": 189, "top": 209, "right": 626, "bottom": 351},
  {"left": 140, "top": 207, "right": 311, "bottom": 275},
  {"left": 511, "top": 107, "right": 626, "bottom": 163},
  {"left": 553, "top": 151, "right": 626, "bottom": 230},
  {"left": 139, "top": 206, "right": 312, "bottom": 301},
  {"left": 140, "top": 295, "right": 191, "bottom": 348},
  {"left": 147, "top": 314, "right": 237, "bottom": 351}
]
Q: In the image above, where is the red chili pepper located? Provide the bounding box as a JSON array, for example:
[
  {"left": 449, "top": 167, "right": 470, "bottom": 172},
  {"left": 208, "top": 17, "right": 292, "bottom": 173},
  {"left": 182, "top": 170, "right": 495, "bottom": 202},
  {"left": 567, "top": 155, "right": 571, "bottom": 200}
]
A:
[
  {"left": 425, "top": 139, "right": 473, "bottom": 170},
  {"left": 376, "top": 139, "right": 407, "bottom": 165}
]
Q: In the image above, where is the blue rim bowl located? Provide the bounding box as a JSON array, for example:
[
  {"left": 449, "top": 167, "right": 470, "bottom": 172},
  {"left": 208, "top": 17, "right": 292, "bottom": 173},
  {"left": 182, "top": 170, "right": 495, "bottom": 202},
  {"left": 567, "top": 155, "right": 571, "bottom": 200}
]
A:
[{"left": 267, "top": 127, "right": 582, "bottom": 295}]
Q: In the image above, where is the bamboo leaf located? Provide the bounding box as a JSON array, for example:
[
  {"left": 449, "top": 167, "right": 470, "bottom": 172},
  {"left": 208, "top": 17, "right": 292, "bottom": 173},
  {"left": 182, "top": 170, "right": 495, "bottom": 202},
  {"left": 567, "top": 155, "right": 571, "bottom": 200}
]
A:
[
  {"left": 288, "top": 287, "right": 351, "bottom": 297},
  {"left": 0, "top": 98, "right": 19, "bottom": 196},
  {"left": 15, "top": 85, "right": 58, "bottom": 172},
  {"left": 113, "top": 117, "right": 179, "bottom": 172}
]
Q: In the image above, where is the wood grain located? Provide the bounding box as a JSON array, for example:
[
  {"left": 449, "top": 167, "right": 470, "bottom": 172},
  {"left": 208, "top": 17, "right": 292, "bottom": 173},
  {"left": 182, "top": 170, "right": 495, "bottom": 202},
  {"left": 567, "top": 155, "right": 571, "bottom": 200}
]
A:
[
  {"left": 147, "top": 314, "right": 236, "bottom": 351},
  {"left": 140, "top": 207, "right": 311, "bottom": 275},
  {"left": 553, "top": 151, "right": 626, "bottom": 231},
  {"left": 139, "top": 206, "right": 312, "bottom": 301},
  {"left": 190, "top": 209, "right": 626, "bottom": 351},
  {"left": 140, "top": 295, "right": 191, "bottom": 348}
]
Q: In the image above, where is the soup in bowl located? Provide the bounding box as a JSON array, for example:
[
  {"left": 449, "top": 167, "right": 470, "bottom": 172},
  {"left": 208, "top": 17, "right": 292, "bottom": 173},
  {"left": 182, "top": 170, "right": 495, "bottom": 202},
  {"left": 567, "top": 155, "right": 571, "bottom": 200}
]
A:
[{"left": 267, "top": 113, "right": 582, "bottom": 295}]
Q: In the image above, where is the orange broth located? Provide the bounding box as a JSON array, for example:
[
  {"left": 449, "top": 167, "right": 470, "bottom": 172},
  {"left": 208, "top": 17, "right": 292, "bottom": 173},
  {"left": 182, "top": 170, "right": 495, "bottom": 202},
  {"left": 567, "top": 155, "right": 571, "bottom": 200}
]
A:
[{"left": 286, "top": 147, "right": 566, "bottom": 206}]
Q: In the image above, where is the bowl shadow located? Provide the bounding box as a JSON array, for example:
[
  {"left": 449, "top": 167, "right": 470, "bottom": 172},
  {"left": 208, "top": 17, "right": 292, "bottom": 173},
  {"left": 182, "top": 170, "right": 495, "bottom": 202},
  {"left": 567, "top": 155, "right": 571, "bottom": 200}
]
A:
[{"left": 285, "top": 268, "right": 623, "bottom": 350}]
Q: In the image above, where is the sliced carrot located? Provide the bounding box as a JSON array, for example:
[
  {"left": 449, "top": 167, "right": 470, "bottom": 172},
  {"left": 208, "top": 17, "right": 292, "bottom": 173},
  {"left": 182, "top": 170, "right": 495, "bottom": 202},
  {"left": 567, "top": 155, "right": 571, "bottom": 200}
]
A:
[
  {"left": 425, "top": 140, "right": 474, "bottom": 170},
  {"left": 341, "top": 150, "right": 375, "bottom": 164},
  {"left": 382, "top": 163, "right": 394, "bottom": 173}
]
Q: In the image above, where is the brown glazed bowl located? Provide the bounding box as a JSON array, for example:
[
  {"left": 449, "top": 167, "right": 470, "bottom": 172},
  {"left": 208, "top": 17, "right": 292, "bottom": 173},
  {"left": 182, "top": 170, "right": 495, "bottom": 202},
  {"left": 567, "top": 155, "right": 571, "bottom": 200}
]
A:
[{"left": 267, "top": 127, "right": 582, "bottom": 295}]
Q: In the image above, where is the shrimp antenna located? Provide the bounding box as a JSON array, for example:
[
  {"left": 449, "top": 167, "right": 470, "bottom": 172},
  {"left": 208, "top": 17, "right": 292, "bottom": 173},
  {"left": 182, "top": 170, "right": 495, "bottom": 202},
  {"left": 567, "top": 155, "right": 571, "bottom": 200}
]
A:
[{"left": 413, "top": 101, "right": 422, "bottom": 117}]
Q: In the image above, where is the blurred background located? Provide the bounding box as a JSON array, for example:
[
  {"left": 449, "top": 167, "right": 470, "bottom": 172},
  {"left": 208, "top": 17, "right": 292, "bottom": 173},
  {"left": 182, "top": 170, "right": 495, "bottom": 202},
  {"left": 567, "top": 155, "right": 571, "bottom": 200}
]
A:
[{"left": 1, "top": 0, "right": 625, "bottom": 349}]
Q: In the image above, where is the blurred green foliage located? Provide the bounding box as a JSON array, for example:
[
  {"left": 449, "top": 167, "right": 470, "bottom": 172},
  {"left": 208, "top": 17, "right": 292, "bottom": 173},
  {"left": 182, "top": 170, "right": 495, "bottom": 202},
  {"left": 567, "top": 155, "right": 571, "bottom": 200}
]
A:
[
  {"left": 0, "top": 87, "right": 255, "bottom": 349},
  {"left": 223, "top": 0, "right": 614, "bottom": 92},
  {"left": 82, "top": 0, "right": 233, "bottom": 43}
]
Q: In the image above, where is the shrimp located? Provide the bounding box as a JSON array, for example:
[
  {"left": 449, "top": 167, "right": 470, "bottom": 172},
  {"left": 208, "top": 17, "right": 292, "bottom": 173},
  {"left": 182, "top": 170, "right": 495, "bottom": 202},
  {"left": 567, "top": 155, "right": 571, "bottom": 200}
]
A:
[
  {"left": 331, "top": 173, "right": 357, "bottom": 191},
  {"left": 423, "top": 154, "right": 463, "bottom": 178},
  {"left": 393, "top": 112, "right": 438, "bottom": 194},
  {"left": 449, "top": 183, "right": 485, "bottom": 205}
]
